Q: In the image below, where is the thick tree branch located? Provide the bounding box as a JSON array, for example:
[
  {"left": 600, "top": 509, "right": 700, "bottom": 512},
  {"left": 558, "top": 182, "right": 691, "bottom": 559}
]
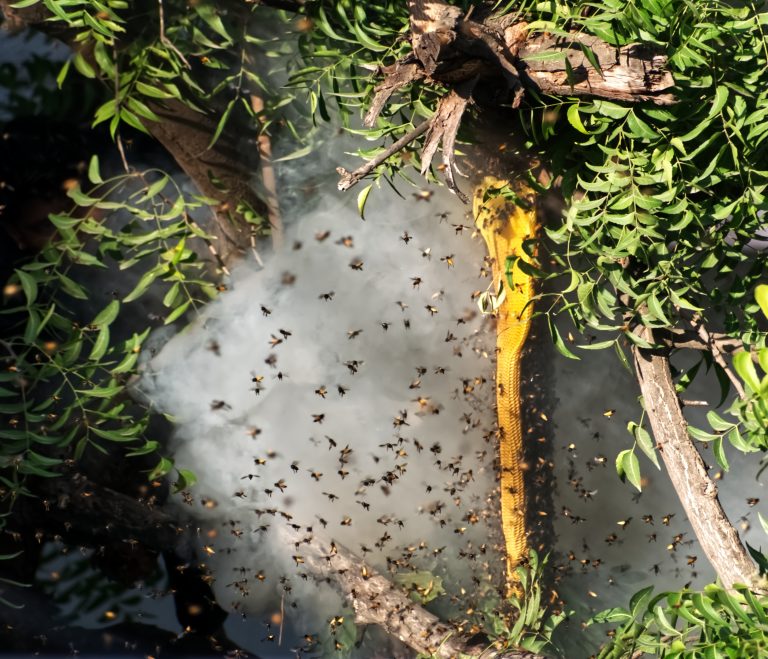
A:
[
  {"left": 296, "top": 531, "right": 544, "bottom": 659},
  {"left": 1, "top": 2, "right": 267, "bottom": 267},
  {"left": 631, "top": 326, "right": 759, "bottom": 590}
]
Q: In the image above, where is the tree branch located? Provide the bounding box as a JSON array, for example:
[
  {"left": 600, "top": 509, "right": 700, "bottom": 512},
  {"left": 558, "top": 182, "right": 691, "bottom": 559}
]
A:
[
  {"left": 296, "top": 531, "right": 544, "bottom": 659},
  {"left": 631, "top": 326, "right": 759, "bottom": 590},
  {"left": 336, "top": 119, "right": 431, "bottom": 191}
]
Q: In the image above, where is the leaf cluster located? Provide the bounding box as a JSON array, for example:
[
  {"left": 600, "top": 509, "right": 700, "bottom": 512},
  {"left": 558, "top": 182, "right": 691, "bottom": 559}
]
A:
[{"left": 591, "top": 582, "right": 768, "bottom": 658}]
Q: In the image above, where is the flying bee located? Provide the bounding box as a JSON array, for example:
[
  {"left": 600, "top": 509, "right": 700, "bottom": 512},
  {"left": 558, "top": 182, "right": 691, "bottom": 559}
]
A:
[
  {"left": 347, "top": 329, "right": 363, "bottom": 340},
  {"left": 326, "top": 436, "right": 337, "bottom": 449},
  {"left": 315, "top": 386, "right": 327, "bottom": 398},
  {"left": 403, "top": 319, "right": 411, "bottom": 330},
  {"left": 323, "top": 492, "right": 339, "bottom": 502},
  {"left": 315, "top": 230, "right": 330, "bottom": 242},
  {"left": 441, "top": 254, "right": 455, "bottom": 268},
  {"left": 279, "top": 329, "right": 292, "bottom": 340},
  {"left": 344, "top": 360, "right": 362, "bottom": 374},
  {"left": 452, "top": 224, "right": 468, "bottom": 234},
  {"left": 210, "top": 400, "right": 231, "bottom": 411},
  {"left": 336, "top": 235, "right": 354, "bottom": 248},
  {"left": 349, "top": 259, "right": 364, "bottom": 271},
  {"left": 241, "top": 474, "right": 260, "bottom": 480},
  {"left": 662, "top": 513, "right": 675, "bottom": 526},
  {"left": 290, "top": 461, "right": 299, "bottom": 473},
  {"left": 269, "top": 335, "right": 283, "bottom": 348},
  {"left": 310, "top": 471, "right": 323, "bottom": 481},
  {"left": 206, "top": 340, "right": 221, "bottom": 356},
  {"left": 421, "top": 247, "right": 432, "bottom": 260},
  {"left": 436, "top": 211, "right": 449, "bottom": 223},
  {"left": 411, "top": 277, "right": 422, "bottom": 289},
  {"left": 425, "top": 305, "right": 438, "bottom": 316},
  {"left": 603, "top": 409, "right": 616, "bottom": 418},
  {"left": 274, "top": 480, "right": 287, "bottom": 492},
  {"left": 401, "top": 231, "right": 412, "bottom": 244},
  {"left": 337, "top": 385, "right": 348, "bottom": 397},
  {"left": 318, "top": 291, "right": 335, "bottom": 301},
  {"left": 413, "top": 189, "right": 433, "bottom": 201},
  {"left": 261, "top": 305, "right": 272, "bottom": 316},
  {"left": 380, "top": 322, "right": 390, "bottom": 331},
  {"left": 312, "top": 414, "right": 325, "bottom": 424}
]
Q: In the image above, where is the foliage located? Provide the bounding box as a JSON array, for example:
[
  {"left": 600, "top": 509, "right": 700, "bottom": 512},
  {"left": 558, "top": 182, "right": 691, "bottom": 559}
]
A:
[
  {"left": 0, "top": 157, "right": 217, "bottom": 526},
  {"left": 590, "top": 582, "right": 768, "bottom": 658},
  {"left": 462, "top": 551, "right": 567, "bottom": 657}
]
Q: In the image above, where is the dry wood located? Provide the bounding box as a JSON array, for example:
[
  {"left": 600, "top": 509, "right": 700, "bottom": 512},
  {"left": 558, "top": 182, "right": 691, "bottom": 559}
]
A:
[
  {"left": 631, "top": 326, "right": 759, "bottom": 590},
  {"left": 420, "top": 79, "right": 476, "bottom": 201},
  {"left": 297, "top": 532, "right": 545, "bottom": 659},
  {"left": 337, "top": 119, "right": 431, "bottom": 191},
  {"left": 517, "top": 33, "right": 675, "bottom": 104}
]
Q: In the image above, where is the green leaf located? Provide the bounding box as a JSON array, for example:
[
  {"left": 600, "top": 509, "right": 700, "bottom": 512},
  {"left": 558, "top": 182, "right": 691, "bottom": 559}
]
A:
[
  {"left": 15, "top": 269, "right": 38, "bottom": 306},
  {"left": 208, "top": 98, "right": 236, "bottom": 150},
  {"left": 126, "top": 440, "right": 159, "bottom": 457},
  {"left": 734, "top": 351, "right": 760, "bottom": 392},
  {"left": 567, "top": 104, "right": 590, "bottom": 135},
  {"left": 174, "top": 468, "right": 198, "bottom": 493},
  {"left": 756, "top": 284, "right": 768, "bottom": 320},
  {"left": 759, "top": 512, "right": 768, "bottom": 537},
  {"left": 148, "top": 456, "right": 173, "bottom": 480},
  {"left": 89, "top": 325, "right": 110, "bottom": 362},
  {"left": 92, "top": 300, "right": 120, "bottom": 327},
  {"left": 357, "top": 183, "right": 373, "bottom": 220},
  {"left": 164, "top": 300, "right": 191, "bottom": 325},
  {"left": 123, "top": 267, "right": 161, "bottom": 303},
  {"left": 706, "top": 410, "right": 733, "bottom": 433},
  {"left": 622, "top": 449, "right": 642, "bottom": 491},
  {"left": 631, "top": 422, "right": 660, "bottom": 470},
  {"left": 708, "top": 86, "right": 730, "bottom": 120},
  {"left": 712, "top": 437, "right": 729, "bottom": 472},
  {"left": 548, "top": 316, "right": 579, "bottom": 360},
  {"left": 87, "top": 155, "right": 103, "bottom": 184},
  {"left": 688, "top": 425, "right": 719, "bottom": 442}
]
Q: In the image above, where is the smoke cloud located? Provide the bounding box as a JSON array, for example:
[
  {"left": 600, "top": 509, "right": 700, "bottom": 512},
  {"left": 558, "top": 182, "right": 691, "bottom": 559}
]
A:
[{"left": 138, "top": 181, "right": 504, "bottom": 639}]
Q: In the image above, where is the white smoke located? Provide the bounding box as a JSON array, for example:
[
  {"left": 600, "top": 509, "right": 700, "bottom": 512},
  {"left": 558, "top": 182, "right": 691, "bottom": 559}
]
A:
[{"left": 138, "top": 181, "right": 504, "bottom": 636}]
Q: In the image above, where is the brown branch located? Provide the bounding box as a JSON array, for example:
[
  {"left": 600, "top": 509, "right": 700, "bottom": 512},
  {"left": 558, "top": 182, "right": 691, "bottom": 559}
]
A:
[
  {"left": 631, "top": 326, "right": 759, "bottom": 589},
  {"left": 336, "top": 119, "right": 431, "bottom": 191},
  {"left": 420, "top": 79, "right": 476, "bottom": 201},
  {"left": 297, "top": 532, "right": 545, "bottom": 659},
  {"left": 250, "top": 94, "right": 283, "bottom": 250},
  {"left": 15, "top": 472, "right": 191, "bottom": 557},
  {"left": 516, "top": 32, "right": 676, "bottom": 104},
  {"left": 687, "top": 316, "right": 747, "bottom": 400},
  {"left": 665, "top": 328, "right": 744, "bottom": 354}
]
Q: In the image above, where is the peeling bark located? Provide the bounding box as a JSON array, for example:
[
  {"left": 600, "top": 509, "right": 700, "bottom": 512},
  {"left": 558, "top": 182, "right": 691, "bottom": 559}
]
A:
[{"left": 631, "top": 327, "right": 759, "bottom": 590}]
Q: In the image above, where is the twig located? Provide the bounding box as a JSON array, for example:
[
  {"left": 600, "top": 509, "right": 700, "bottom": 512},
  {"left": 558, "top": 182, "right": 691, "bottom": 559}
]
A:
[
  {"left": 688, "top": 316, "right": 747, "bottom": 400},
  {"left": 337, "top": 119, "right": 431, "bottom": 191},
  {"left": 158, "top": 0, "right": 190, "bottom": 69}
]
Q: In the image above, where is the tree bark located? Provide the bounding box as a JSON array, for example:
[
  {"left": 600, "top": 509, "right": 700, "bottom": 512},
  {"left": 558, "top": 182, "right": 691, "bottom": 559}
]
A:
[
  {"left": 631, "top": 327, "right": 759, "bottom": 589},
  {"left": 297, "top": 531, "right": 545, "bottom": 659}
]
